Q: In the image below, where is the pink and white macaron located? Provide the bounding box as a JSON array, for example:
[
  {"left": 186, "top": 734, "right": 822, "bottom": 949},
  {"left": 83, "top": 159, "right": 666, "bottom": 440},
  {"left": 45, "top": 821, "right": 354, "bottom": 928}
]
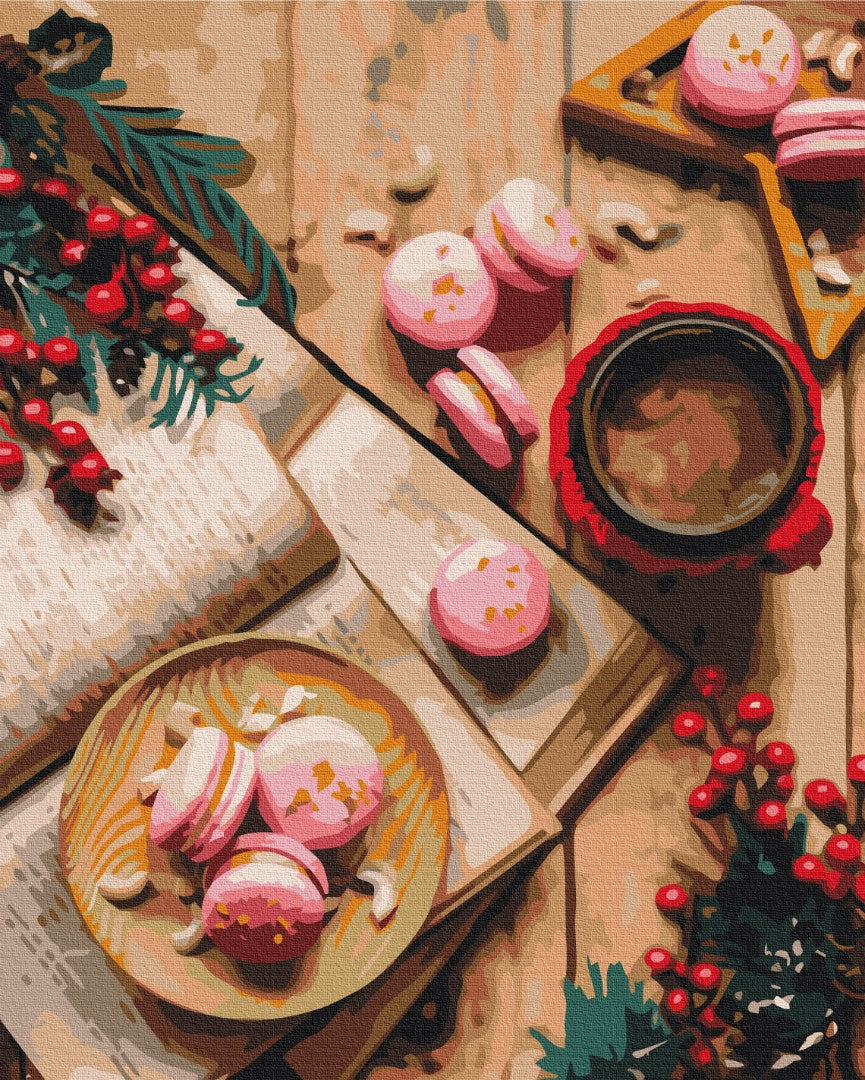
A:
[
  {"left": 202, "top": 833, "right": 328, "bottom": 963},
  {"left": 256, "top": 716, "right": 385, "bottom": 849},
  {"left": 475, "top": 179, "right": 585, "bottom": 288},
  {"left": 382, "top": 231, "right": 497, "bottom": 350},
  {"left": 680, "top": 5, "right": 801, "bottom": 128},
  {"left": 429, "top": 538, "right": 550, "bottom": 657},
  {"left": 148, "top": 727, "right": 256, "bottom": 863}
]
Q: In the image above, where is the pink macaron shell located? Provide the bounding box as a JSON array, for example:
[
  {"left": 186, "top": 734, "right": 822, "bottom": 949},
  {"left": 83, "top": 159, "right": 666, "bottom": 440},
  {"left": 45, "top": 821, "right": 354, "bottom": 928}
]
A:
[
  {"left": 773, "top": 97, "right": 865, "bottom": 140},
  {"left": 473, "top": 201, "right": 554, "bottom": 293},
  {"left": 680, "top": 6, "right": 800, "bottom": 129},
  {"left": 496, "top": 199, "right": 583, "bottom": 278},
  {"left": 427, "top": 369, "right": 513, "bottom": 469},
  {"left": 456, "top": 346, "right": 540, "bottom": 445},
  {"left": 382, "top": 232, "right": 498, "bottom": 350},
  {"left": 182, "top": 740, "right": 257, "bottom": 863},
  {"left": 775, "top": 129, "right": 865, "bottom": 181},
  {"left": 202, "top": 856, "right": 325, "bottom": 963},
  {"left": 256, "top": 716, "right": 385, "bottom": 850},
  {"left": 148, "top": 727, "right": 227, "bottom": 852},
  {"left": 429, "top": 538, "right": 551, "bottom": 657},
  {"left": 205, "top": 832, "right": 329, "bottom": 896}
]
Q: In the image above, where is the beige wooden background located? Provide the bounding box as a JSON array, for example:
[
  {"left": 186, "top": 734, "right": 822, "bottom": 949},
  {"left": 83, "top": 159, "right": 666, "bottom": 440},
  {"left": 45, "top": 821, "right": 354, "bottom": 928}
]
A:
[{"left": 1, "top": 3, "right": 858, "bottom": 1079}]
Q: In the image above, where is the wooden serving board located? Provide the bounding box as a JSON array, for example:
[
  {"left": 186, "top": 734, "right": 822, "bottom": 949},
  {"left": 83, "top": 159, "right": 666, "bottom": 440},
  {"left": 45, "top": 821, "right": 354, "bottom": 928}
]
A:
[
  {"left": 0, "top": 372, "right": 339, "bottom": 803},
  {"left": 562, "top": 0, "right": 865, "bottom": 361}
]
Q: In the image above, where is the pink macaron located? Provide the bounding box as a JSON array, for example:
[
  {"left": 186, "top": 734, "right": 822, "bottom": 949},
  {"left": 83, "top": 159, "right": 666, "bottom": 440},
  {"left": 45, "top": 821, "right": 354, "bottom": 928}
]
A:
[
  {"left": 148, "top": 727, "right": 256, "bottom": 863},
  {"left": 477, "top": 179, "right": 585, "bottom": 284},
  {"left": 202, "top": 833, "right": 328, "bottom": 963},
  {"left": 773, "top": 97, "right": 865, "bottom": 140},
  {"left": 680, "top": 5, "right": 800, "bottom": 128},
  {"left": 429, "top": 538, "right": 550, "bottom": 657},
  {"left": 775, "top": 130, "right": 865, "bottom": 181},
  {"left": 256, "top": 716, "right": 385, "bottom": 850},
  {"left": 382, "top": 231, "right": 497, "bottom": 350}
]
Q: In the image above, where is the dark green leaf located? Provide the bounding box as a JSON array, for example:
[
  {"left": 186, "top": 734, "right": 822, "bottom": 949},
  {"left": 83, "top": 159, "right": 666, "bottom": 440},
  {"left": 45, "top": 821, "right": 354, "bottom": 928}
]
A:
[
  {"left": 28, "top": 10, "right": 112, "bottom": 88},
  {"left": 9, "top": 99, "right": 67, "bottom": 166},
  {"left": 149, "top": 345, "right": 263, "bottom": 428}
]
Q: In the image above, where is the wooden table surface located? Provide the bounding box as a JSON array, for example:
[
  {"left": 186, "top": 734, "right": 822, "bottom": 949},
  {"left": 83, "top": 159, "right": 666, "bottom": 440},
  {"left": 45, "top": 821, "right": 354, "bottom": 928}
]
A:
[{"left": 0, "top": 3, "right": 857, "bottom": 1080}]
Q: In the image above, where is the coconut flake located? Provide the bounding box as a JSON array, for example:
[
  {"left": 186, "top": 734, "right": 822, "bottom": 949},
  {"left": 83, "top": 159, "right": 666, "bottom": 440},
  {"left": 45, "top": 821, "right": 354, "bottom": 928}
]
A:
[
  {"left": 357, "top": 864, "right": 399, "bottom": 926},
  {"left": 171, "top": 912, "right": 206, "bottom": 954},
  {"left": 802, "top": 29, "right": 835, "bottom": 61},
  {"left": 165, "top": 701, "right": 200, "bottom": 747},
  {"left": 812, "top": 254, "right": 852, "bottom": 290},
  {"left": 280, "top": 685, "right": 316, "bottom": 716},
  {"left": 98, "top": 868, "right": 149, "bottom": 903}
]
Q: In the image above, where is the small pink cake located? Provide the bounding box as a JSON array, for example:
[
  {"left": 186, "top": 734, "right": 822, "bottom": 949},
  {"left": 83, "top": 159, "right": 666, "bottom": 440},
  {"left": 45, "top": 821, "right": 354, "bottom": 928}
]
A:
[
  {"left": 775, "top": 130, "right": 865, "bottom": 181},
  {"left": 773, "top": 97, "right": 865, "bottom": 140},
  {"left": 202, "top": 833, "right": 328, "bottom": 963},
  {"left": 477, "top": 179, "right": 585, "bottom": 284},
  {"left": 457, "top": 346, "right": 540, "bottom": 446},
  {"left": 382, "top": 231, "right": 497, "bottom": 350},
  {"left": 429, "top": 538, "right": 550, "bottom": 657},
  {"left": 680, "top": 6, "right": 800, "bottom": 129},
  {"left": 256, "top": 716, "right": 385, "bottom": 849},
  {"left": 427, "top": 368, "right": 513, "bottom": 469},
  {"left": 148, "top": 727, "right": 256, "bottom": 863}
]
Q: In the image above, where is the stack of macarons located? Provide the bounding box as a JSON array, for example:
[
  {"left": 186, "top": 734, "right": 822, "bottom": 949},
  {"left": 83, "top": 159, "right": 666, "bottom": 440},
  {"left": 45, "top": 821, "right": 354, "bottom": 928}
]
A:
[
  {"left": 105, "top": 701, "right": 387, "bottom": 964},
  {"left": 381, "top": 179, "right": 584, "bottom": 470},
  {"left": 773, "top": 98, "right": 865, "bottom": 181},
  {"left": 429, "top": 537, "right": 551, "bottom": 659}
]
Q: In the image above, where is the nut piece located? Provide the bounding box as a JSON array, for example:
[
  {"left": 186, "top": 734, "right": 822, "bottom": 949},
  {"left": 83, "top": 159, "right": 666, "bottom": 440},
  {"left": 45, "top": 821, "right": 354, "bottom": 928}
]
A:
[
  {"left": 802, "top": 28, "right": 837, "bottom": 62},
  {"left": 164, "top": 701, "right": 200, "bottom": 747},
  {"left": 812, "top": 254, "right": 852, "bottom": 290},
  {"left": 357, "top": 863, "right": 399, "bottom": 926},
  {"left": 807, "top": 228, "right": 831, "bottom": 255},
  {"left": 97, "top": 867, "right": 149, "bottom": 903},
  {"left": 594, "top": 200, "right": 660, "bottom": 247},
  {"left": 171, "top": 911, "right": 206, "bottom": 955},
  {"left": 136, "top": 767, "right": 167, "bottom": 804},
  {"left": 279, "top": 684, "right": 316, "bottom": 717},
  {"left": 622, "top": 67, "right": 657, "bottom": 104},
  {"left": 829, "top": 34, "right": 862, "bottom": 83}
]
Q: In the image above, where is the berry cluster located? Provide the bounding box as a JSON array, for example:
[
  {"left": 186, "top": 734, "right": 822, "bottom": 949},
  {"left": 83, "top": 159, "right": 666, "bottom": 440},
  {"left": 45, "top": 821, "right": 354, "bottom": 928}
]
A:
[
  {"left": 793, "top": 759, "right": 865, "bottom": 902},
  {"left": 0, "top": 326, "right": 120, "bottom": 526},
  {"left": 1, "top": 163, "right": 241, "bottom": 397}
]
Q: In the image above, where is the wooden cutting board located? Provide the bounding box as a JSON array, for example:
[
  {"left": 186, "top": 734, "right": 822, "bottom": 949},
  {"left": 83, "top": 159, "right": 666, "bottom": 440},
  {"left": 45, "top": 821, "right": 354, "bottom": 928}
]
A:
[{"left": 0, "top": 372, "right": 339, "bottom": 802}]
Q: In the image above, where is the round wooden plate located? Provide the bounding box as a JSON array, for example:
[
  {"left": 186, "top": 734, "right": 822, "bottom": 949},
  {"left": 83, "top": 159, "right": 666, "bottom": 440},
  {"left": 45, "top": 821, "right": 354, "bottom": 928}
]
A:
[{"left": 59, "top": 634, "right": 450, "bottom": 1020}]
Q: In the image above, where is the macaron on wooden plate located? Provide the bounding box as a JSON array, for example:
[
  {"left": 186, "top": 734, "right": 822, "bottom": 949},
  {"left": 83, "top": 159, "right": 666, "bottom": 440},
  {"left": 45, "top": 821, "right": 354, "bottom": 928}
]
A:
[
  {"left": 562, "top": 1, "right": 865, "bottom": 361},
  {"left": 59, "top": 634, "right": 449, "bottom": 1020}
]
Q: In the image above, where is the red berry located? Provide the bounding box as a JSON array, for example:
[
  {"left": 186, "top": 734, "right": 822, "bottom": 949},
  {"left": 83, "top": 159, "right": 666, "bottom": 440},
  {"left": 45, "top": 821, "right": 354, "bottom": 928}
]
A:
[
  {"left": 826, "top": 833, "right": 861, "bottom": 867},
  {"left": 849, "top": 756, "right": 865, "bottom": 785},
  {"left": 736, "top": 692, "right": 774, "bottom": 728},
  {"left": 644, "top": 947, "right": 672, "bottom": 974},
  {"left": 43, "top": 337, "right": 79, "bottom": 367},
  {"left": 754, "top": 800, "right": 787, "bottom": 830},
  {"left": 162, "top": 298, "right": 205, "bottom": 330},
  {"left": 760, "top": 741, "right": 796, "bottom": 772},
  {"left": 86, "top": 206, "right": 121, "bottom": 238},
  {"left": 85, "top": 280, "right": 127, "bottom": 323},
  {"left": 854, "top": 872, "right": 865, "bottom": 905},
  {"left": 48, "top": 421, "right": 92, "bottom": 460},
  {"left": 688, "top": 783, "right": 726, "bottom": 817},
  {"left": 805, "top": 779, "right": 846, "bottom": 813},
  {"left": 58, "top": 238, "right": 88, "bottom": 268},
  {"left": 672, "top": 710, "right": 706, "bottom": 740},
  {"left": 673, "top": 960, "right": 688, "bottom": 977},
  {"left": 689, "top": 1040, "right": 714, "bottom": 1068},
  {"left": 711, "top": 746, "right": 748, "bottom": 777},
  {"left": 0, "top": 441, "right": 24, "bottom": 491},
  {"left": 692, "top": 665, "right": 726, "bottom": 699},
  {"left": 822, "top": 869, "right": 851, "bottom": 900},
  {"left": 0, "top": 329, "right": 25, "bottom": 364},
  {"left": 122, "top": 214, "right": 160, "bottom": 245},
  {"left": 137, "top": 263, "right": 177, "bottom": 294},
  {"left": 689, "top": 962, "right": 721, "bottom": 990},
  {"left": 698, "top": 1004, "right": 727, "bottom": 1031},
  {"left": 33, "top": 178, "right": 75, "bottom": 201},
  {"left": 0, "top": 169, "right": 24, "bottom": 197},
  {"left": 192, "top": 329, "right": 229, "bottom": 355},
  {"left": 664, "top": 988, "right": 689, "bottom": 1015},
  {"left": 774, "top": 773, "right": 795, "bottom": 798},
  {"left": 69, "top": 451, "right": 120, "bottom": 493},
  {"left": 655, "top": 883, "right": 688, "bottom": 913},
  {"left": 20, "top": 397, "right": 51, "bottom": 428},
  {"left": 154, "top": 231, "right": 175, "bottom": 254},
  {"left": 792, "top": 854, "right": 828, "bottom": 883}
]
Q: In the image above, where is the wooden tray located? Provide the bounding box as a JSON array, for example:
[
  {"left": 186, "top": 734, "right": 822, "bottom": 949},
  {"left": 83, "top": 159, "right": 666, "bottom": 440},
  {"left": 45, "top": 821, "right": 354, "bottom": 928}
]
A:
[
  {"left": 59, "top": 635, "right": 448, "bottom": 1020},
  {"left": 562, "top": 0, "right": 865, "bottom": 361}
]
